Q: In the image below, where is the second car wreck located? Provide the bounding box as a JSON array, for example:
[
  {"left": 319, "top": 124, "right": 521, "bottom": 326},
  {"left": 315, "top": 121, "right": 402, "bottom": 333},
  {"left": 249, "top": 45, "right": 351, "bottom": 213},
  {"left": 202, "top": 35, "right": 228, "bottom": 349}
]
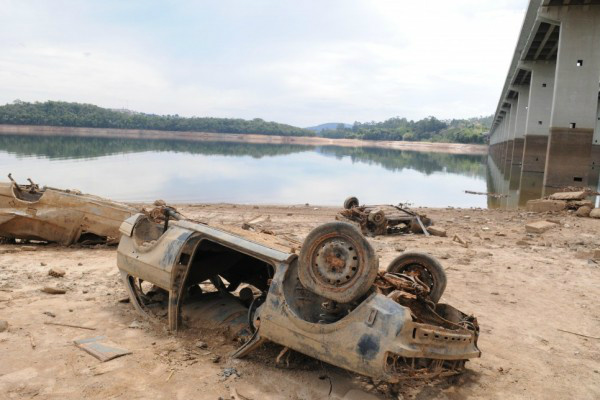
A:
[
  {"left": 339, "top": 196, "right": 433, "bottom": 236},
  {"left": 117, "top": 206, "right": 480, "bottom": 383},
  {"left": 0, "top": 175, "right": 137, "bottom": 245}
]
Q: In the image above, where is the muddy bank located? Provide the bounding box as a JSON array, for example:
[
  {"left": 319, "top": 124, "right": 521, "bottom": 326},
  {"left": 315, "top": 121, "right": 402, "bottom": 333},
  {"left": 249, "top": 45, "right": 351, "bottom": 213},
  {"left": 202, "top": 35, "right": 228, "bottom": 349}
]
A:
[
  {"left": 0, "top": 124, "right": 488, "bottom": 155},
  {"left": 0, "top": 203, "right": 598, "bottom": 399}
]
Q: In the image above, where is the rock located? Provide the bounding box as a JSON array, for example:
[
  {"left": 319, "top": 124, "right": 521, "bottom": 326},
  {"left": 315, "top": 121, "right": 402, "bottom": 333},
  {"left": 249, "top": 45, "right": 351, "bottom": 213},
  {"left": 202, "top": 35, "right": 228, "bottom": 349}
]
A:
[
  {"left": 153, "top": 199, "right": 166, "bottom": 206},
  {"left": 567, "top": 200, "right": 594, "bottom": 210},
  {"left": 576, "top": 206, "right": 592, "bottom": 217},
  {"left": 43, "top": 311, "right": 56, "bottom": 318},
  {"left": 128, "top": 320, "right": 144, "bottom": 329},
  {"left": 0, "top": 320, "right": 8, "bottom": 332},
  {"left": 549, "top": 191, "right": 588, "bottom": 200},
  {"left": 594, "top": 249, "right": 600, "bottom": 259},
  {"left": 526, "top": 199, "right": 566, "bottom": 213},
  {"left": 48, "top": 267, "right": 66, "bottom": 278},
  {"left": 195, "top": 341, "right": 208, "bottom": 349},
  {"left": 211, "top": 355, "right": 222, "bottom": 363},
  {"left": 590, "top": 209, "right": 600, "bottom": 219},
  {"left": 41, "top": 286, "right": 66, "bottom": 294},
  {"left": 525, "top": 221, "right": 557, "bottom": 234},
  {"left": 221, "top": 367, "right": 239, "bottom": 377},
  {"left": 40, "top": 262, "right": 47, "bottom": 266},
  {"left": 427, "top": 226, "right": 447, "bottom": 237}
]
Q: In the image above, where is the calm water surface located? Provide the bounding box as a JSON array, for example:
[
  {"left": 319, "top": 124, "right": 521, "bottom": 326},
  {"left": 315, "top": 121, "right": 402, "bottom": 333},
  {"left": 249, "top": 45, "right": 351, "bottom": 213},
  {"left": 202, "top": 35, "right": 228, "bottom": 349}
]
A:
[{"left": 0, "top": 135, "right": 489, "bottom": 207}]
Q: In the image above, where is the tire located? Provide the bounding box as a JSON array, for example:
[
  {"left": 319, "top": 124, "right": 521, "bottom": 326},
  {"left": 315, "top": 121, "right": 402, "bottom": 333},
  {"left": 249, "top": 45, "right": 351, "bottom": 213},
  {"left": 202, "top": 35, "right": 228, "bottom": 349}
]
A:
[
  {"left": 386, "top": 252, "right": 447, "bottom": 302},
  {"left": 298, "top": 222, "right": 378, "bottom": 303},
  {"left": 343, "top": 196, "right": 359, "bottom": 210}
]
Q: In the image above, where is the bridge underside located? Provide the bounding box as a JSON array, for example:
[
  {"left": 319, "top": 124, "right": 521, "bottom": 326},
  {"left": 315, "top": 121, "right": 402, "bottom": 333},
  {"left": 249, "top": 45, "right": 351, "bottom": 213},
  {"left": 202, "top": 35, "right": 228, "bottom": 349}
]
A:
[{"left": 488, "top": 0, "right": 600, "bottom": 200}]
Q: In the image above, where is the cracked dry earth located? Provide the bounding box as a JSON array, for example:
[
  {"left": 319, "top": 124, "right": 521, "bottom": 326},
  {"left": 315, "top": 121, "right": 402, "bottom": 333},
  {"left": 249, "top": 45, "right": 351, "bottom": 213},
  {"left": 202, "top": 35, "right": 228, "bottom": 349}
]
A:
[{"left": 0, "top": 204, "right": 599, "bottom": 399}]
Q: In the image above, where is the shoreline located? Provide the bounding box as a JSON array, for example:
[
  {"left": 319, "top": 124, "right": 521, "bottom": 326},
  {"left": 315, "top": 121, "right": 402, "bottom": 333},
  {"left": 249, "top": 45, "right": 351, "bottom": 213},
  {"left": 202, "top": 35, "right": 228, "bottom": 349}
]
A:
[{"left": 0, "top": 124, "right": 488, "bottom": 155}]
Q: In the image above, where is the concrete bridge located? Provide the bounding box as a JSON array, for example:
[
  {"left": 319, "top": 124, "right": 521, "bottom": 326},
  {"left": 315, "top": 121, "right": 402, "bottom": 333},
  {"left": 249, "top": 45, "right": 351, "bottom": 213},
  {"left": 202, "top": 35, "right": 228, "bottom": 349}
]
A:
[{"left": 488, "top": 0, "right": 600, "bottom": 203}]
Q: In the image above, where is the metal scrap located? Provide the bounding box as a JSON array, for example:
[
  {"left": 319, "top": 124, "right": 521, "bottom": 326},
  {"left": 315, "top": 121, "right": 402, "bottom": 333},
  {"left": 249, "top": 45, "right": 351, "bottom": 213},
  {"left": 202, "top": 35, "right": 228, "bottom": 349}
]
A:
[
  {"left": 74, "top": 336, "right": 131, "bottom": 362},
  {"left": 339, "top": 198, "right": 432, "bottom": 236}
]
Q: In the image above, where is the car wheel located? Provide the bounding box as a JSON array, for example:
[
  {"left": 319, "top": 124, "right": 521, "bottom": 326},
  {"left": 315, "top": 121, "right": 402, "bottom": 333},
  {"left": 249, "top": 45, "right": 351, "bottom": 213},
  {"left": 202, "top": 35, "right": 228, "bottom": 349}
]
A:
[
  {"left": 386, "top": 252, "right": 447, "bottom": 303},
  {"left": 343, "top": 196, "right": 359, "bottom": 209},
  {"left": 299, "top": 222, "right": 378, "bottom": 303}
]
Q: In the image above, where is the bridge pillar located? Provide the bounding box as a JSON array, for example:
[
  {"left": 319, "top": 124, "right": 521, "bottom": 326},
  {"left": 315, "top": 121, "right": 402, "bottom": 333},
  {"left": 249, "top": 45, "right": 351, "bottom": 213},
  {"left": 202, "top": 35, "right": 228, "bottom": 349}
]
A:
[
  {"left": 521, "top": 62, "right": 555, "bottom": 173},
  {"left": 512, "top": 85, "right": 529, "bottom": 165},
  {"left": 543, "top": 7, "right": 600, "bottom": 188},
  {"left": 503, "top": 99, "right": 518, "bottom": 176},
  {"left": 590, "top": 99, "right": 600, "bottom": 189}
]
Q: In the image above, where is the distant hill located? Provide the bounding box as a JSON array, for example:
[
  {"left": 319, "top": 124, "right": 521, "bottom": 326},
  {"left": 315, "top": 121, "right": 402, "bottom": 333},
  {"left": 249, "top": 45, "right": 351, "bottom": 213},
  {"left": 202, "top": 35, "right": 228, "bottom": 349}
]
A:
[
  {"left": 318, "top": 115, "right": 493, "bottom": 144},
  {"left": 306, "top": 123, "right": 352, "bottom": 133},
  {"left": 0, "top": 100, "right": 315, "bottom": 137}
]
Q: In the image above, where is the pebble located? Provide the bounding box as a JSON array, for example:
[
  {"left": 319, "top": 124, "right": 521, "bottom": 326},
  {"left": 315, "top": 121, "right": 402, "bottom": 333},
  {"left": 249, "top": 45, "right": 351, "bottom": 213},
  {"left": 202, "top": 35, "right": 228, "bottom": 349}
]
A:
[
  {"left": 48, "top": 267, "right": 66, "bottom": 278},
  {"left": 41, "top": 286, "right": 66, "bottom": 294},
  {"left": 195, "top": 341, "right": 208, "bottom": 349},
  {"left": 129, "top": 320, "right": 144, "bottom": 329}
]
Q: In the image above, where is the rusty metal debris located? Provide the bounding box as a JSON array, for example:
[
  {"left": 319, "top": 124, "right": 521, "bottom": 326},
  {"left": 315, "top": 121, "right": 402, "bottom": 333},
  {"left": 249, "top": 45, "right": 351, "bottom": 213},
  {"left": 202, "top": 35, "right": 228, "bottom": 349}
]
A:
[
  {"left": 0, "top": 175, "right": 137, "bottom": 245},
  {"left": 74, "top": 336, "right": 131, "bottom": 362},
  {"left": 338, "top": 196, "right": 432, "bottom": 236},
  {"left": 116, "top": 206, "right": 480, "bottom": 384}
]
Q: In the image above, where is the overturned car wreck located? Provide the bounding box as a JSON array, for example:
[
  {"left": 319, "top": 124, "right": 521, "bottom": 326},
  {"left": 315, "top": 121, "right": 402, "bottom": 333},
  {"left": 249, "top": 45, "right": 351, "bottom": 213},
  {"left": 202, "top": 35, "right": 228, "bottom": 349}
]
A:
[
  {"left": 339, "top": 196, "right": 433, "bottom": 236},
  {"left": 0, "top": 175, "right": 136, "bottom": 245},
  {"left": 117, "top": 208, "right": 480, "bottom": 383}
]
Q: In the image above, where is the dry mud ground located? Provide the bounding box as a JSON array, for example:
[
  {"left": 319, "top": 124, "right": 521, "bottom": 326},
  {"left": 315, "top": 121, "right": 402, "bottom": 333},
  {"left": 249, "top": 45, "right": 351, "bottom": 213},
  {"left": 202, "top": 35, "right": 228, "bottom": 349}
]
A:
[{"left": 0, "top": 204, "right": 599, "bottom": 400}]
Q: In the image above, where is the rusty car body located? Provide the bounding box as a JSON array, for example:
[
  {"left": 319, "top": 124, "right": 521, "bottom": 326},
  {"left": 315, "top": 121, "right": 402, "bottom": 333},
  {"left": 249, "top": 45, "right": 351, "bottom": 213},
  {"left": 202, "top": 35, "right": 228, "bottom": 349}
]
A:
[
  {"left": 117, "top": 208, "right": 480, "bottom": 383},
  {"left": 340, "top": 196, "right": 433, "bottom": 236},
  {"left": 0, "top": 176, "right": 136, "bottom": 245}
]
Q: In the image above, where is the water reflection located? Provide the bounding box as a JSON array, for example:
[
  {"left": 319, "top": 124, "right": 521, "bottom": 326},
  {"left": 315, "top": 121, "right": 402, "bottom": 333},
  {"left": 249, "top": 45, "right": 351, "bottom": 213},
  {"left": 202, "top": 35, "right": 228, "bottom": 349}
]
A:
[{"left": 0, "top": 134, "right": 488, "bottom": 207}]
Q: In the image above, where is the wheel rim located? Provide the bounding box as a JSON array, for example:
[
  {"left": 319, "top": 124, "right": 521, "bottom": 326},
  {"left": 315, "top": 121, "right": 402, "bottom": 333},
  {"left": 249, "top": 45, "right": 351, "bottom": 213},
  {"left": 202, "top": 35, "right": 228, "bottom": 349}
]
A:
[{"left": 310, "top": 236, "right": 360, "bottom": 288}]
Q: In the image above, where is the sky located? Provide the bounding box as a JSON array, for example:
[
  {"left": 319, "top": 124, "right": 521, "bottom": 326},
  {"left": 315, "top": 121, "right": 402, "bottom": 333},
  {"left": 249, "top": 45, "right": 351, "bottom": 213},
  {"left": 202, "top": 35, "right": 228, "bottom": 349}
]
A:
[{"left": 0, "top": 0, "right": 527, "bottom": 127}]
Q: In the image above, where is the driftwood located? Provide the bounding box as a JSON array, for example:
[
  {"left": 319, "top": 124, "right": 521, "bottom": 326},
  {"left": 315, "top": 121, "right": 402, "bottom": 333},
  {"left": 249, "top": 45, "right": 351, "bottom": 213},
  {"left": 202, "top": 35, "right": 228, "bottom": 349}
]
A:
[
  {"left": 44, "top": 321, "right": 96, "bottom": 330},
  {"left": 464, "top": 190, "right": 507, "bottom": 198}
]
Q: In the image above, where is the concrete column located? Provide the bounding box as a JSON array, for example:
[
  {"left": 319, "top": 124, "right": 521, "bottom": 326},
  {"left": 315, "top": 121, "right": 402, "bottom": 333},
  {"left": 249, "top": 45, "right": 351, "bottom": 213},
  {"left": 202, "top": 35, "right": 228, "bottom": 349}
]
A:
[
  {"left": 522, "top": 62, "right": 555, "bottom": 172},
  {"left": 492, "top": 117, "right": 505, "bottom": 164},
  {"left": 589, "top": 99, "right": 600, "bottom": 189},
  {"left": 503, "top": 100, "right": 518, "bottom": 175},
  {"left": 512, "top": 85, "right": 529, "bottom": 165},
  {"left": 543, "top": 6, "right": 600, "bottom": 187}
]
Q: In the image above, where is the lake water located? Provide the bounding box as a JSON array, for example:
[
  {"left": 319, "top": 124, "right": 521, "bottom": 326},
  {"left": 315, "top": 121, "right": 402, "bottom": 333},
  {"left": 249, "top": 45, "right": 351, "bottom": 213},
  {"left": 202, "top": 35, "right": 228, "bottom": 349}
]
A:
[{"left": 0, "top": 134, "right": 491, "bottom": 208}]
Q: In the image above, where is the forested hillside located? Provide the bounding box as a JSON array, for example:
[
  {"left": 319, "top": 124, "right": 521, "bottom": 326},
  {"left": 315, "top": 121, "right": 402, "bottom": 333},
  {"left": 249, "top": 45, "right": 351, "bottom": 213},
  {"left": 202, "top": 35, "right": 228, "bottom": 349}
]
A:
[
  {"left": 0, "top": 100, "right": 491, "bottom": 144},
  {"left": 0, "top": 100, "right": 314, "bottom": 137},
  {"left": 321, "top": 116, "right": 491, "bottom": 144}
]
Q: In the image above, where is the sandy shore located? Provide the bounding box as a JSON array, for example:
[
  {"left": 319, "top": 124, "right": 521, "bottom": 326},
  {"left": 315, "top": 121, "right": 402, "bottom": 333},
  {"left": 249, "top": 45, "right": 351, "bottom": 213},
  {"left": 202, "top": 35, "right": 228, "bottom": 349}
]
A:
[
  {"left": 0, "top": 124, "right": 488, "bottom": 155},
  {"left": 0, "top": 204, "right": 598, "bottom": 399}
]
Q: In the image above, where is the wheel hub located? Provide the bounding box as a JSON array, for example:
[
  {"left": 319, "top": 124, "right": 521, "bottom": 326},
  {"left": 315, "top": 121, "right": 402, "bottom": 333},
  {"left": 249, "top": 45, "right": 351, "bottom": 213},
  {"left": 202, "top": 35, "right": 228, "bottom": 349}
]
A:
[{"left": 313, "top": 239, "right": 359, "bottom": 286}]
